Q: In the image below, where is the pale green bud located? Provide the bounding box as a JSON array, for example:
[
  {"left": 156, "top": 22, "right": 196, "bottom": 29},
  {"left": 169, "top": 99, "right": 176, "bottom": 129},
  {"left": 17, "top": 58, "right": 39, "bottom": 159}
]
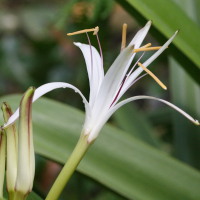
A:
[
  {"left": 0, "top": 128, "right": 6, "bottom": 198},
  {"left": 1, "top": 102, "right": 18, "bottom": 199}
]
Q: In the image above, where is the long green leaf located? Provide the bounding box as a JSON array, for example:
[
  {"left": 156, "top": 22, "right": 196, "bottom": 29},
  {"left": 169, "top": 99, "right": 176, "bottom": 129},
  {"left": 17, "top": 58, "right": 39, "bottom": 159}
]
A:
[
  {"left": 1, "top": 95, "right": 200, "bottom": 200},
  {"left": 169, "top": 0, "right": 200, "bottom": 169},
  {"left": 112, "top": 101, "right": 161, "bottom": 148},
  {"left": 115, "top": 0, "right": 200, "bottom": 86}
]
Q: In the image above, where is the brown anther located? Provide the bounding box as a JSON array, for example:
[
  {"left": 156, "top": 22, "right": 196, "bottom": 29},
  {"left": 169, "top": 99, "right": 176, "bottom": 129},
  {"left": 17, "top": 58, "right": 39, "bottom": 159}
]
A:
[{"left": 121, "top": 23, "right": 127, "bottom": 51}]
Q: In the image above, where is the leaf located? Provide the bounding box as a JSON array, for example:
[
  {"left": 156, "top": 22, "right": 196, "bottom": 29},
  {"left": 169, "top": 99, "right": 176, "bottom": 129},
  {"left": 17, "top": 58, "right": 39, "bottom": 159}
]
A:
[
  {"left": 169, "top": 0, "right": 200, "bottom": 169},
  {"left": 1, "top": 95, "right": 200, "bottom": 200},
  {"left": 115, "top": 0, "right": 200, "bottom": 86},
  {"left": 112, "top": 100, "right": 162, "bottom": 148}
]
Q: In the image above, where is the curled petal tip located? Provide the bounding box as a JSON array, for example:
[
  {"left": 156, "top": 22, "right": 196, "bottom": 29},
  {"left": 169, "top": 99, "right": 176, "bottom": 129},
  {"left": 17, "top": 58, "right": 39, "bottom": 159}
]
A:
[
  {"left": 176, "top": 30, "right": 180, "bottom": 34},
  {"left": 194, "top": 120, "right": 200, "bottom": 126},
  {"left": 148, "top": 20, "right": 153, "bottom": 25}
]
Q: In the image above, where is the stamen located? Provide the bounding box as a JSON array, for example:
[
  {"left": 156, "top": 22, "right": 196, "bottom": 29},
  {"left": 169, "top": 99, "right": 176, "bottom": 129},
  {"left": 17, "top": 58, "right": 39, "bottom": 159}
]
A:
[
  {"left": 127, "top": 52, "right": 145, "bottom": 77},
  {"left": 134, "top": 46, "right": 164, "bottom": 53},
  {"left": 86, "top": 32, "right": 93, "bottom": 76},
  {"left": 110, "top": 75, "right": 127, "bottom": 107},
  {"left": 138, "top": 62, "right": 167, "bottom": 90},
  {"left": 140, "top": 43, "right": 151, "bottom": 48},
  {"left": 93, "top": 26, "right": 99, "bottom": 35},
  {"left": 67, "top": 26, "right": 99, "bottom": 36},
  {"left": 96, "top": 32, "right": 103, "bottom": 69},
  {"left": 121, "top": 23, "right": 127, "bottom": 51}
]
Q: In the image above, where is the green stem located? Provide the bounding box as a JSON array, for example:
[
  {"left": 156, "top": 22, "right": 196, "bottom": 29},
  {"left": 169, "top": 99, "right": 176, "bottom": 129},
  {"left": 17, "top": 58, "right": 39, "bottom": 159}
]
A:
[{"left": 45, "top": 133, "right": 92, "bottom": 200}]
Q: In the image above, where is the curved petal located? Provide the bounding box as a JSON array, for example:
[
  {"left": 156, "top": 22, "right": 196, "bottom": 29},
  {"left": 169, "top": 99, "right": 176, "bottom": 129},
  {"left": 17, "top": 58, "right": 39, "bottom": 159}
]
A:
[
  {"left": 119, "top": 30, "right": 179, "bottom": 99},
  {"left": 74, "top": 42, "right": 103, "bottom": 106},
  {"left": 92, "top": 45, "right": 134, "bottom": 122},
  {"left": 4, "top": 82, "right": 89, "bottom": 129},
  {"left": 88, "top": 95, "right": 199, "bottom": 142},
  {"left": 128, "top": 20, "right": 152, "bottom": 48}
]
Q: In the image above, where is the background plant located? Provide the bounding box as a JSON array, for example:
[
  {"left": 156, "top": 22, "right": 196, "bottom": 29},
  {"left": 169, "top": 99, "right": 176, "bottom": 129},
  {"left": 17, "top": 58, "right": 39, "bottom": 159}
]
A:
[{"left": 0, "top": 0, "right": 200, "bottom": 199}]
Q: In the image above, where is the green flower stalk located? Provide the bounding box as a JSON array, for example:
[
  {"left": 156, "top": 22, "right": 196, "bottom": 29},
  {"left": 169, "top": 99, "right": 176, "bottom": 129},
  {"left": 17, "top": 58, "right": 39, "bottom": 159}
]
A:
[
  {"left": 1, "top": 103, "right": 18, "bottom": 200},
  {"left": 0, "top": 128, "right": 6, "bottom": 198}
]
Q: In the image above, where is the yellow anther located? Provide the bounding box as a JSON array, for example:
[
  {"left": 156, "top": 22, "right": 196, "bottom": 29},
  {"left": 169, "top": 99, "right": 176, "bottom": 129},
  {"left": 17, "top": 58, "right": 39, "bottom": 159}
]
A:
[
  {"left": 138, "top": 62, "right": 167, "bottom": 90},
  {"left": 134, "top": 46, "right": 163, "bottom": 53},
  {"left": 67, "top": 26, "right": 99, "bottom": 36},
  {"left": 93, "top": 26, "right": 99, "bottom": 35},
  {"left": 121, "top": 23, "right": 127, "bottom": 51},
  {"left": 140, "top": 43, "right": 151, "bottom": 48}
]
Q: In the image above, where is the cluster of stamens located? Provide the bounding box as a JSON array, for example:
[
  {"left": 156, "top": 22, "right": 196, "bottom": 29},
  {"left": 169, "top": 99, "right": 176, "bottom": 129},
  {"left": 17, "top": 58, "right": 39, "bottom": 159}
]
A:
[{"left": 67, "top": 23, "right": 167, "bottom": 91}]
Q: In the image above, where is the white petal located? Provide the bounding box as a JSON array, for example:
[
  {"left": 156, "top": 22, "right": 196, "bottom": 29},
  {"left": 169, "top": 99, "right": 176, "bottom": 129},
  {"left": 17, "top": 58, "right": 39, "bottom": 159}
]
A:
[
  {"left": 88, "top": 95, "right": 199, "bottom": 143},
  {"left": 128, "top": 20, "right": 152, "bottom": 48},
  {"left": 74, "top": 42, "right": 104, "bottom": 106},
  {"left": 119, "top": 30, "right": 179, "bottom": 99},
  {"left": 92, "top": 45, "right": 134, "bottom": 122},
  {"left": 4, "top": 82, "right": 89, "bottom": 129},
  {"left": 121, "top": 20, "right": 152, "bottom": 90}
]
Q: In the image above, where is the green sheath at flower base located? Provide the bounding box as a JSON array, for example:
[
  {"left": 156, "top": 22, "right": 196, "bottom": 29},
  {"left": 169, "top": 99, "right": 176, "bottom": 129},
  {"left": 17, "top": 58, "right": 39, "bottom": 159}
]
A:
[
  {"left": 14, "top": 87, "right": 35, "bottom": 200},
  {"left": 1, "top": 102, "right": 18, "bottom": 199},
  {"left": 0, "top": 128, "right": 6, "bottom": 198}
]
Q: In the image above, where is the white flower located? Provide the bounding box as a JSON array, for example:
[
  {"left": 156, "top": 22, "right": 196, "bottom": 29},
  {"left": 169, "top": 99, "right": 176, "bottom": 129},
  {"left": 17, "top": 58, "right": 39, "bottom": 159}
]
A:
[{"left": 4, "top": 21, "right": 199, "bottom": 143}]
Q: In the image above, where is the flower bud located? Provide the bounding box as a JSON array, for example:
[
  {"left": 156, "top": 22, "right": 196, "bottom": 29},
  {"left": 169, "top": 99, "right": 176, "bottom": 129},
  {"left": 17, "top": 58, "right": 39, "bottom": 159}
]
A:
[
  {"left": 0, "top": 128, "right": 6, "bottom": 198},
  {"left": 14, "top": 87, "right": 35, "bottom": 199},
  {"left": 1, "top": 102, "right": 18, "bottom": 199}
]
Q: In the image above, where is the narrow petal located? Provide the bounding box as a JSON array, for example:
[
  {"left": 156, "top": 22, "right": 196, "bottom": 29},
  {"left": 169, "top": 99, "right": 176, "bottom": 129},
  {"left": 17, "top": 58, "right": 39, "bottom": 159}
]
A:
[
  {"left": 15, "top": 87, "right": 35, "bottom": 194},
  {"left": 74, "top": 42, "right": 104, "bottom": 106},
  {"left": 4, "top": 82, "right": 89, "bottom": 129},
  {"left": 88, "top": 95, "right": 199, "bottom": 143},
  {"left": 1, "top": 102, "right": 18, "bottom": 196},
  {"left": 128, "top": 20, "right": 152, "bottom": 48},
  {"left": 92, "top": 45, "right": 134, "bottom": 124},
  {"left": 121, "top": 20, "right": 152, "bottom": 91},
  {"left": 119, "top": 30, "right": 179, "bottom": 99}
]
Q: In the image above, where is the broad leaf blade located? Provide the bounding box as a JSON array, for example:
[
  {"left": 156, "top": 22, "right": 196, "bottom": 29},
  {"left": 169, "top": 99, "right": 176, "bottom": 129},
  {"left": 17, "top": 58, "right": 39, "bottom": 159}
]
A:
[
  {"left": 112, "top": 101, "right": 161, "bottom": 148},
  {"left": 115, "top": 0, "right": 200, "bottom": 86},
  {"left": 0, "top": 95, "right": 200, "bottom": 200}
]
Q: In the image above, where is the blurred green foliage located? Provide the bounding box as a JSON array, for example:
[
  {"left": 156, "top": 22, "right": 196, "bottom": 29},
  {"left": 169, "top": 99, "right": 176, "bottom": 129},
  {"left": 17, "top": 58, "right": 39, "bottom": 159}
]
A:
[{"left": 1, "top": 0, "right": 200, "bottom": 199}]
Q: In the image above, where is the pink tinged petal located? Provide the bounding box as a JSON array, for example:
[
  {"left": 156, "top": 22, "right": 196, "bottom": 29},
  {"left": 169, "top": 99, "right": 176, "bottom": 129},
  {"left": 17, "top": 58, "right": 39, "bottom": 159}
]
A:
[
  {"left": 4, "top": 82, "right": 89, "bottom": 129},
  {"left": 119, "top": 21, "right": 152, "bottom": 92},
  {"left": 88, "top": 95, "right": 199, "bottom": 143},
  {"left": 111, "top": 52, "right": 146, "bottom": 105},
  {"left": 121, "top": 30, "right": 179, "bottom": 95},
  {"left": 74, "top": 42, "right": 104, "bottom": 107},
  {"left": 92, "top": 45, "right": 135, "bottom": 121}
]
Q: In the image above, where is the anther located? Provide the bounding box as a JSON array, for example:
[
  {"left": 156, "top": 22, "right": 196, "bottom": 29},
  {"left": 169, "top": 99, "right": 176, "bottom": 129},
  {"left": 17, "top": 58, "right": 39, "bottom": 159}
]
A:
[
  {"left": 93, "top": 26, "right": 99, "bottom": 35},
  {"left": 134, "top": 46, "right": 164, "bottom": 53},
  {"left": 140, "top": 43, "right": 151, "bottom": 48},
  {"left": 138, "top": 62, "right": 167, "bottom": 90},
  {"left": 67, "top": 26, "right": 99, "bottom": 36},
  {"left": 121, "top": 23, "right": 127, "bottom": 51}
]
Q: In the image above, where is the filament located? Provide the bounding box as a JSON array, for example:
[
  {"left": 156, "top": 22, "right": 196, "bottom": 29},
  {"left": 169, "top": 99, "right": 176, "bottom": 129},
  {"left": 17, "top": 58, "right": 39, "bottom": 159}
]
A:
[{"left": 138, "top": 62, "right": 167, "bottom": 90}]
